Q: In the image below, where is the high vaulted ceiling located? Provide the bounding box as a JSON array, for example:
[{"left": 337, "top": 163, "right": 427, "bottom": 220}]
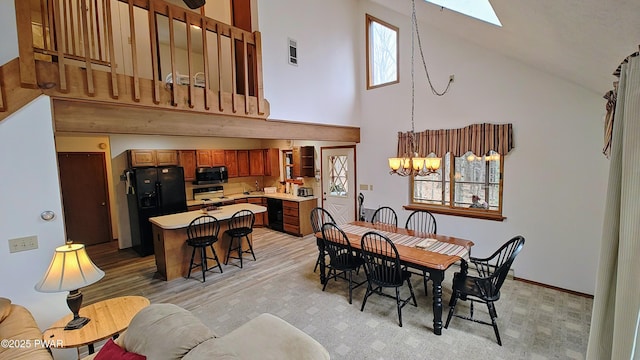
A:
[{"left": 371, "top": 0, "right": 640, "bottom": 95}]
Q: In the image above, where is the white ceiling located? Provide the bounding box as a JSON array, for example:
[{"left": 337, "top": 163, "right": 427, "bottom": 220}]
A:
[{"left": 371, "top": 0, "right": 640, "bottom": 95}]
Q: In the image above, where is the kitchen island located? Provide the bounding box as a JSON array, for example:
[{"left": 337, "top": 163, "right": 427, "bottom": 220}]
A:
[{"left": 149, "top": 203, "right": 266, "bottom": 281}]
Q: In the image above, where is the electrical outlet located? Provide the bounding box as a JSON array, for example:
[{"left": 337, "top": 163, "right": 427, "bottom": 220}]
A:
[{"left": 8, "top": 236, "right": 39, "bottom": 253}]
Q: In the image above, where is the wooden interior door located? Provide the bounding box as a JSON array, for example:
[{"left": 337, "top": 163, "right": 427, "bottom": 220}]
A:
[{"left": 57, "top": 153, "right": 112, "bottom": 245}]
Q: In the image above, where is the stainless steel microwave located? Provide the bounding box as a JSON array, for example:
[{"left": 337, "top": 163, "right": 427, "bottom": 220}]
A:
[{"left": 194, "top": 166, "right": 228, "bottom": 185}]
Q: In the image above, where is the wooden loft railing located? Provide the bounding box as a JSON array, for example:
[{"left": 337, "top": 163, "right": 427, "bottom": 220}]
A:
[{"left": 3, "top": 0, "right": 268, "bottom": 121}]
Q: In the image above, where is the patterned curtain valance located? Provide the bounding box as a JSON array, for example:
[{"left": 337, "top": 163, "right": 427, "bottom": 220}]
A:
[{"left": 397, "top": 123, "right": 514, "bottom": 158}]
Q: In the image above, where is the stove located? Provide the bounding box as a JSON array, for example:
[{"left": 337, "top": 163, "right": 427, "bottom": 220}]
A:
[{"left": 194, "top": 186, "right": 224, "bottom": 201}]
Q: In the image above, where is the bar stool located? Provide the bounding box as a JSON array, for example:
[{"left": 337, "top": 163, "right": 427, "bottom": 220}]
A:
[
  {"left": 224, "top": 210, "right": 256, "bottom": 268},
  {"left": 186, "top": 215, "right": 223, "bottom": 282}
]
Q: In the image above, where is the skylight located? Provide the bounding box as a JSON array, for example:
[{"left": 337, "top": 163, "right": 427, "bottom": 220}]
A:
[{"left": 424, "top": 0, "right": 502, "bottom": 27}]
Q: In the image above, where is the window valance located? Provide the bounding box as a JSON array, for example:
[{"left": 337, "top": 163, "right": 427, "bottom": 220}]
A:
[{"left": 397, "top": 123, "right": 514, "bottom": 158}]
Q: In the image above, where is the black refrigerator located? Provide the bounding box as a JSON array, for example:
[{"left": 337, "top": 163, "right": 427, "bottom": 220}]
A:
[{"left": 126, "top": 166, "right": 187, "bottom": 256}]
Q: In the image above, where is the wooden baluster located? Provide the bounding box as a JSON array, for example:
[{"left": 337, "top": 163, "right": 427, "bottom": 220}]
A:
[
  {"left": 40, "top": 0, "right": 49, "bottom": 50},
  {"left": 230, "top": 29, "right": 237, "bottom": 113},
  {"left": 80, "top": 0, "right": 95, "bottom": 95},
  {"left": 128, "top": 0, "right": 140, "bottom": 101},
  {"left": 201, "top": 17, "right": 210, "bottom": 110},
  {"left": 89, "top": 0, "right": 95, "bottom": 59},
  {"left": 216, "top": 23, "right": 223, "bottom": 111},
  {"left": 254, "top": 31, "right": 264, "bottom": 115},
  {"left": 47, "top": 0, "right": 56, "bottom": 52},
  {"left": 14, "top": 0, "right": 37, "bottom": 87},
  {"left": 63, "top": 0, "right": 72, "bottom": 56},
  {"left": 168, "top": 7, "right": 178, "bottom": 106},
  {"left": 186, "top": 14, "right": 194, "bottom": 108},
  {"left": 53, "top": 0, "right": 68, "bottom": 91},
  {"left": 93, "top": 0, "right": 103, "bottom": 61},
  {"left": 242, "top": 32, "right": 249, "bottom": 115},
  {"left": 105, "top": 0, "right": 118, "bottom": 98},
  {"left": 148, "top": 0, "right": 160, "bottom": 104},
  {"left": 75, "top": 0, "right": 81, "bottom": 56}
]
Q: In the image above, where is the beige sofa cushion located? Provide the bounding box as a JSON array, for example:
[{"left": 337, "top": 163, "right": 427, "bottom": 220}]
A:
[
  {"left": 0, "top": 298, "right": 11, "bottom": 323},
  {"left": 190, "top": 313, "right": 330, "bottom": 360},
  {"left": 122, "top": 303, "right": 216, "bottom": 360},
  {"left": 0, "top": 303, "right": 52, "bottom": 360}
]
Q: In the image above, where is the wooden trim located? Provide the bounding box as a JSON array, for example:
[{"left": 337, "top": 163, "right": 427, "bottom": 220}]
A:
[
  {"left": 186, "top": 14, "right": 194, "bottom": 108},
  {"left": 14, "top": 0, "right": 38, "bottom": 88},
  {"left": 230, "top": 30, "right": 237, "bottom": 113},
  {"left": 52, "top": 99, "right": 360, "bottom": 142},
  {"left": 216, "top": 23, "right": 223, "bottom": 111},
  {"left": 242, "top": 33, "right": 249, "bottom": 114},
  {"left": 515, "top": 277, "right": 593, "bottom": 299},
  {"left": 365, "top": 14, "right": 400, "bottom": 90},
  {"left": 105, "top": 0, "right": 118, "bottom": 98},
  {"left": 403, "top": 204, "right": 506, "bottom": 221},
  {"left": 0, "top": 59, "right": 42, "bottom": 122},
  {"left": 168, "top": 7, "right": 177, "bottom": 106},
  {"left": 254, "top": 31, "right": 264, "bottom": 115},
  {"left": 53, "top": 0, "right": 68, "bottom": 91},
  {"left": 128, "top": 0, "right": 140, "bottom": 101},
  {"left": 201, "top": 17, "right": 210, "bottom": 110},
  {"left": 148, "top": 0, "right": 160, "bottom": 104},
  {"left": 80, "top": 0, "right": 96, "bottom": 95}
]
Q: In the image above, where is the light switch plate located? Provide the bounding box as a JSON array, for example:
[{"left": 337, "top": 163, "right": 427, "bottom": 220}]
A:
[
  {"left": 359, "top": 184, "right": 368, "bottom": 190},
  {"left": 8, "top": 236, "right": 38, "bottom": 253}
]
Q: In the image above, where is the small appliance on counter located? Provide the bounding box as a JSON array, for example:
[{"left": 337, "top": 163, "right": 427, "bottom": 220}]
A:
[{"left": 297, "top": 187, "right": 313, "bottom": 197}]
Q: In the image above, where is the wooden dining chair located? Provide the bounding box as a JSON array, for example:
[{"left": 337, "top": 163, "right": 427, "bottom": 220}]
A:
[
  {"left": 360, "top": 231, "right": 417, "bottom": 327},
  {"left": 310, "top": 207, "right": 336, "bottom": 273},
  {"left": 320, "top": 223, "right": 366, "bottom": 304},
  {"left": 445, "top": 235, "right": 525, "bottom": 345},
  {"left": 371, "top": 206, "right": 398, "bottom": 227},
  {"left": 224, "top": 210, "right": 256, "bottom": 268},
  {"left": 405, "top": 210, "right": 437, "bottom": 295}
]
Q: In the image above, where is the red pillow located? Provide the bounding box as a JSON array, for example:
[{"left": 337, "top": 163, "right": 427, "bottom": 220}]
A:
[{"left": 94, "top": 338, "right": 146, "bottom": 360}]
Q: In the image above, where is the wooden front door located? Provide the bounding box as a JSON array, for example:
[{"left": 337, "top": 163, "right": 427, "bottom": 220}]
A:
[{"left": 57, "top": 153, "right": 112, "bottom": 245}]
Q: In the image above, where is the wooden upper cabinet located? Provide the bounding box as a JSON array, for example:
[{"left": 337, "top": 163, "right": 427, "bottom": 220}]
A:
[
  {"left": 237, "top": 150, "right": 250, "bottom": 177},
  {"left": 291, "top": 146, "right": 315, "bottom": 178},
  {"left": 196, "top": 150, "right": 213, "bottom": 167},
  {"left": 264, "top": 148, "right": 280, "bottom": 177},
  {"left": 249, "top": 149, "right": 265, "bottom": 176},
  {"left": 225, "top": 150, "right": 239, "bottom": 177},
  {"left": 178, "top": 150, "right": 197, "bottom": 181},
  {"left": 156, "top": 150, "right": 179, "bottom": 166},
  {"left": 212, "top": 150, "right": 225, "bottom": 166},
  {"left": 128, "top": 150, "right": 178, "bottom": 167}
]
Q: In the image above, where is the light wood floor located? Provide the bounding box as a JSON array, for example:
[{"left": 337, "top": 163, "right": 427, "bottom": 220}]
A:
[{"left": 82, "top": 227, "right": 319, "bottom": 312}]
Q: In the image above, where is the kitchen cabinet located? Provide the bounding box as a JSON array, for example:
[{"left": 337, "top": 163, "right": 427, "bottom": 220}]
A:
[
  {"left": 224, "top": 150, "right": 239, "bottom": 177},
  {"left": 237, "top": 150, "right": 250, "bottom": 177},
  {"left": 178, "top": 150, "right": 197, "bottom": 181},
  {"left": 196, "top": 150, "right": 225, "bottom": 167},
  {"left": 264, "top": 148, "right": 280, "bottom": 177},
  {"left": 128, "top": 150, "right": 179, "bottom": 167},
  {"left": 292, "top": 146, "right": 315, "bottom": 178},
  {"left": 249, "top": 149, "right": 265, "bottom": 176},
  {"left": 282, "top": 198, "right": 316, "bottom": 236},
  {"left": 247, "top": 197, "right": 267, "bottom": 226}
]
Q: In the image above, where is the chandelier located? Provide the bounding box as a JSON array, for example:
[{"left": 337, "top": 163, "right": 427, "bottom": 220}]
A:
[{"left": 388, "top": 0, "right": 452, "bottom": 177}]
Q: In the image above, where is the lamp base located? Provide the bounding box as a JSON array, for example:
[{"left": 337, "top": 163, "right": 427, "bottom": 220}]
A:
[{"left": 64, "top": 316, "right": 90, "bottom": 330}]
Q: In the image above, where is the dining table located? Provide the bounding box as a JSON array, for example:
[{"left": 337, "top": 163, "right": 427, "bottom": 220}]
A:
[{"left": 316, "top": 221, "right": 474, "bottom": 335}]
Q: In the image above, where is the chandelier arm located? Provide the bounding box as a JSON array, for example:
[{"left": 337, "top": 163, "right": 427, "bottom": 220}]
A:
[{"left": 411, "top": 0, "right": 452, "bottom": 97}]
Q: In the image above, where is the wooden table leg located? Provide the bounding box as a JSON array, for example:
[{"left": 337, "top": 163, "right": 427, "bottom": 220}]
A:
[{"left": 431, "top": 270, "right": 445, "bottom": 335}]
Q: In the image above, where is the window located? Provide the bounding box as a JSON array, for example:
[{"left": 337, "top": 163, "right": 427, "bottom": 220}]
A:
[
  {"left": 366, "top": 14, "right": 399, "bottom": 89},
  {"left": 328, "top": 155, "right": 348, "bottom": 197},
  {"left": 411, "top": 151, "right": 504, "bottom": 220}
]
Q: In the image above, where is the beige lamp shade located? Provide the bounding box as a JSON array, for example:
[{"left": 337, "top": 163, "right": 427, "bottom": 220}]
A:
[{"left": 35, "top": 243, "right": 105, "bottom": 293}]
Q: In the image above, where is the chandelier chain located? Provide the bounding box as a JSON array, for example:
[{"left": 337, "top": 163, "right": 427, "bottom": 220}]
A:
[{"left": 411, "top": 0, "right": 452, "bottom": 97}]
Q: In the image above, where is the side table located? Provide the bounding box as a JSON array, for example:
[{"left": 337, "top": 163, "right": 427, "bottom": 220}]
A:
[{"left": 43, "top": 296, "right": 150, "bottom": 358}]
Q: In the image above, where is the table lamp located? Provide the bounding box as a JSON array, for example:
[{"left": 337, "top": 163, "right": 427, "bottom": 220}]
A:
[{"left": 35, "top": 242, "right": 105, "bottom": 330}]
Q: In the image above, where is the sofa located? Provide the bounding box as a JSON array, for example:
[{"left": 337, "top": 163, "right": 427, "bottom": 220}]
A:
[
  {"left": 83, "top": 303, "right": 330, "bottom": 360},
  {"left": 0, "top": 298, "right": 53, "bottom": 360}
]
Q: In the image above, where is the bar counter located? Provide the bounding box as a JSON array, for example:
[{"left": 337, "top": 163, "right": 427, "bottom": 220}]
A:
[{"left": 149, "top": 204, "right": 267, "bottom": 281}]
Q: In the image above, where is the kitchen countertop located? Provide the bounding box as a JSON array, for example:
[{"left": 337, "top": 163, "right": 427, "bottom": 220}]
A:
[
  {"left": 150, "top": 203, "right": 267, "bottom": 230},
  {"left": 186, "top": 192, "right": 317, "bottom": 207}
]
